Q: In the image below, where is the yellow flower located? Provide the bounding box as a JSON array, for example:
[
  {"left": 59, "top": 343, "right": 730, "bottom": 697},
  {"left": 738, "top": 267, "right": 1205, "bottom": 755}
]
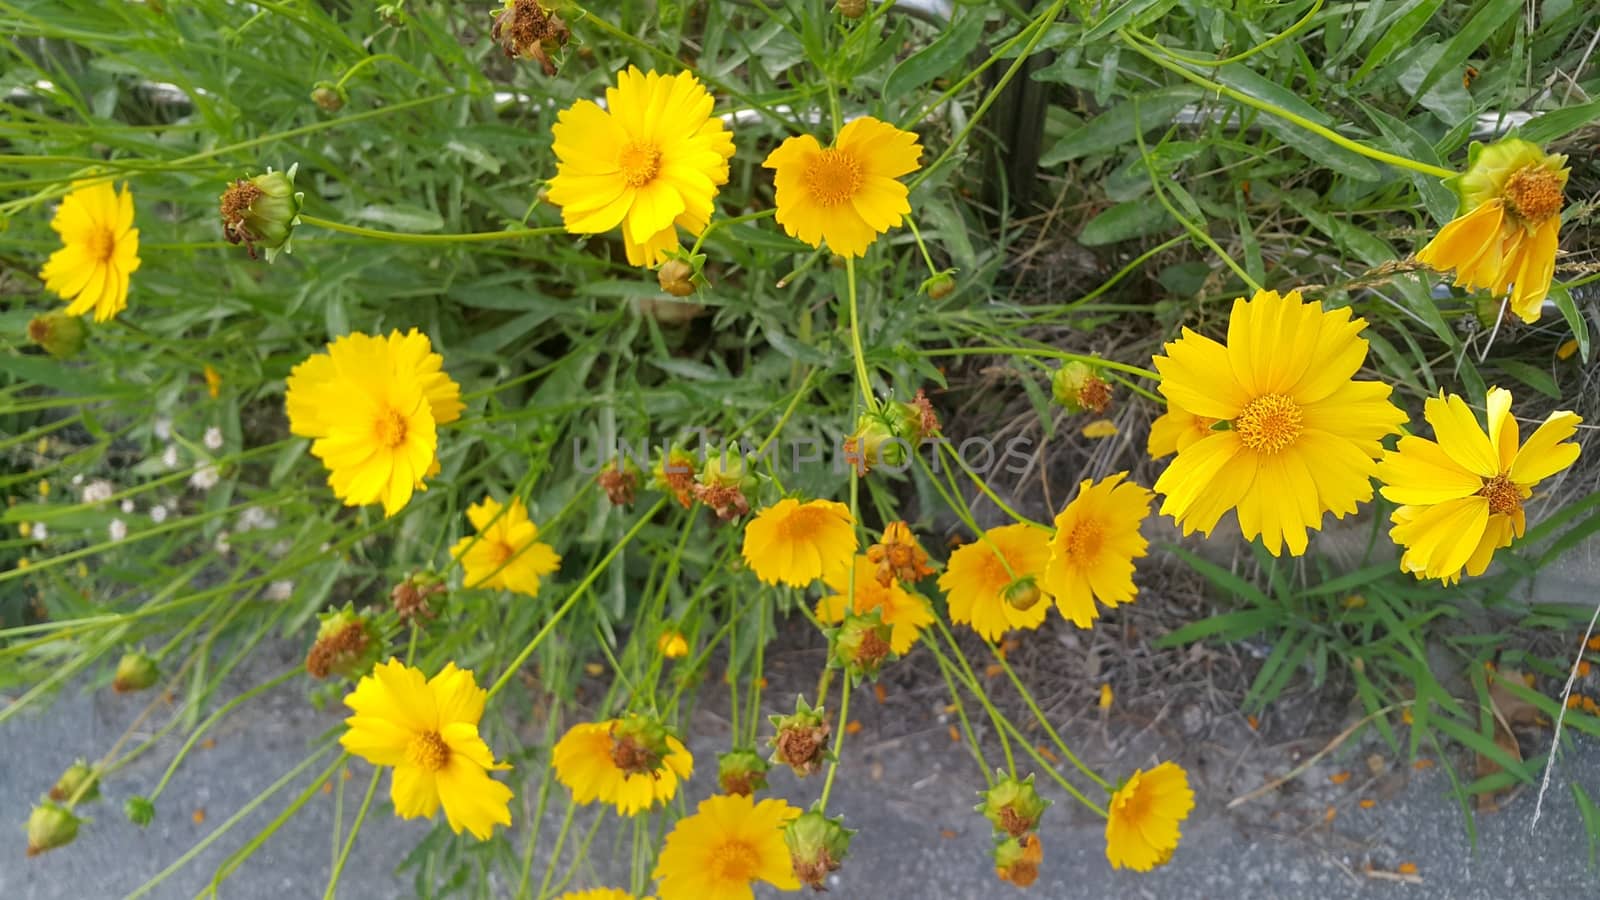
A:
[
  {"left": 339, "top": 659, "right": 512, "bottom": 840},
  {"left": 657, "top": 631, "right": 689, "bottom": 659},
  {"left": 551, "top": 720, "right": 693, "bottom": 815},
  {"left": 557, "top": 891, "right": 645, "bottom": 900},
  {"left": 204, "top": 364, "right": 222, "bottom": 399},
  {"left": 285, "top": 329, "right": 463, "bottom": 516},
  {"left": 1151, "top": 289, "right": 1406, "bottom": 556},
  {"left": 1042, "top": 472, "right": 1152, "bottom": 629},
  {"left": 547, "top": 67, "right": 735, "bottom": 267},
  {"left": 39, "top": 181, "right": 141, "bottom": 322},
  {"left": 938, "top": 524, "right": 1051, "bottom": 642},
  {"left": 762, "top": 116, "right": 922, "bottom": 258},
  {"left": 450, "top": 495, "right": 561, "bottom": 596},
  {"left": 817, "top": 555, "right": 933, "bottom": 655},
  {"left": 1147, "top": 402, "right": 1218, "bottom": 459},
  {"left": 741, "top": 498, "right": 858, "bottom": 587},
  {"left": 1417, "top": 139, "right": 1568, "bottom": 323},
  {"left": 653, "top": 793, "right": 801, "bottom": 899},
  {"left": 1105, "top": 761, "right": 1193, "bottom": 872},
  {"left": 1377, "top": 387, "right": 1581, "bottom": 583},
  {"left": 1080, "top": 419, "right": 1118, "bottom": 439}
]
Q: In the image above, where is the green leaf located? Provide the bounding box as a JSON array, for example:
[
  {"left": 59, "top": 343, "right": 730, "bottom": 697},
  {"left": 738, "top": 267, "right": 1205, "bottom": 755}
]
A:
[
  {"left": 1520, "top": 97, "right": 1600, "bottom": 144},
  {"left": 1157, "top": 608, "right": 1279, "bottom": 647},
  {"left": 1038, "top": 86, "right": 1201, "bottom": 166},
  {"left": 1214, "top": 64, "right": 1382, "bottom": 181},
  {"left": 1353, "top": 0, "right": 1445, "bottom": 83},
  {"left": 1495, "top": 359, "right": 1560, "bottom": 399},
  {"left": 1550, "top": 284, "right": 1590, "bottom": 363},
  {"left": 1410, "top": 0, "right": 1519, "bottom": 99},
  {"left": 1077, "top": 200, "right": 1170, "bottom": 246},
  {"left": 1081, "top": 0, "right": 1180, "bottom": 43},
  {"left": 1164, "top": 544, "right": 1272, "bottom": 606},
  {"left": 884, "top": 9, "right": 986, "bottom": 99},
  {"left": 0, "top": 352, "right": 120, "bottom": 396},
  {"left": 1573, "top": 784, "right": 1600, "bottom": 869},
  {"left": 355, "top": 204, "right": 444, "bottom": 232},
  {"left": 1430, "top": 713, "right": 1534, "bottom": 785}
]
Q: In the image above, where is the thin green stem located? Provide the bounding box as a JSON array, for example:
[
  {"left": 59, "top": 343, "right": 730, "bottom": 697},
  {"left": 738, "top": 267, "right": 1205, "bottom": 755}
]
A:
[
  {"left": 298, "top": 214, "right": 565, "bottom": 244},
  {"left": 817, "top": 672, "right": 852, "bottom": 810},
  {"left": 322, "top": 767, "right": 382, "bottom": 900},
  {"left": 845, "top": 258, "right": 877, "bottom": 411}
]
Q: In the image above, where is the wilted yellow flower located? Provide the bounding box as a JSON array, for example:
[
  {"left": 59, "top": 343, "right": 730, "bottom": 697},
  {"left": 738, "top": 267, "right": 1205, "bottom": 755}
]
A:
[
  {"left": 339, "top": 659, "right": 512, "bottom": 840},
  {"left": 818, "top": 556, "right": 934, "bottom": 655},
  {"left": 653, "top": 793, "right": 801, "bottom": 899},
  {"left": 39, "top": 181, "right": 141, "bottom": 322},
  {"left": 1151, "top": 290, "right": 1406, "bottom": 556},
  {"left": 1042, "top": 472, "right": 1151, "bottom": 629},
  {"left": 1416, "top": 139, "right": 1568, "bottom": 323},
  {"left": 551, "top": 718, "right": 692, "bottom": 815},
  {"left": 938, "top": 524, "right": 1051, "bottom": 642},
  {"left": 285, "top": 329, "right": 462, "bottom": 516},
  {"left": 450, "top": 495, "right": 561, "bottom": 596},
  {"left": 741, "top": 498, "right": 857, "bottom": 587},
  {"left": 1377, "top": 388, "right": 1581, "bottom": 583},
  {"left": 1105, "top": 762, "right": 1193, "bottom": 872},
  {"left": 547, "top": 67, "right": 735, "bottom": 266},
  {"left": 762, "top": 116, "right": 922, "bottom": 258},
  {"left": 866, "top": 521, "right": 935, "bottom": 586}
]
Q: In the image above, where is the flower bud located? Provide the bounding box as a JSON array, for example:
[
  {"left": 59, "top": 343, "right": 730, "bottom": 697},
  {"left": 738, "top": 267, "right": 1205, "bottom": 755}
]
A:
[
  {"left": 829, "top": 611, "right": 894, "bottom": 679},
  {"left": 124, "top": 795, "right": 155, "bottom": 827},
  {"left": 28, "top": 312, "right": 87, "bottom": 359},
  {"left": 304, "top": 604, "right": 381, "bottom": 680},
  {"left": 310, "top": 81, "right": 346, "bottom": 112},
  {"left": 866, "top": 521, "right": 935, "bottom": 586},
  {"left": 784, "top": 810, "right": 854, "bottom": 890},
  {"left": 608, "top": 715, "right": 673, "bottom": 775},
  {"left": 921, "top": 270, "right": 957, "bottom": 299},
  {"left": 835, "top": 0, "right": 867, "bottom": 18},
  {"left": 769, "top": 696, "right": 831, "bottom": 777},
  {"left": 978, "top": 774, "right": 1050, "bottom": 837},
  {"left": 48, "top": 761, "right": 100, "bottom": 805},
  {"left": 650, "top": 446, "right": 699, "bottom": 508},
  {"left": 491, "top": 0, "right": 570, "bottom": 76},
  {"left": 26, "top": 802, "right": 82, "bottom": 856},
  {"left": 692, "top": 446, "right": 755, "bottom": 522},
  {"left": 1003, "top": 576, "right": 1042, "bottom": 612},
  {"left": 391, "top": 570, "right": 446, "bottom": 624},
  {"left": 113, "top": 651, "right": 160, "bottom": 693},
  {"left": 219, "top": 164, "right": 304, "bottom": 261},
  {"left": 597, "top": 459, "right": 641, "bottom": 506},
  {"left": 658, "top": 258, "right": 696, "bottom": 297},
  {"left": 1051, "top": 361, "right": 1112, "bottom": 414},
  {"left": 994, "top": 833, "right": 1043, "bottom": 887},
  {"left": 717, "top": 749, "right": 770, "bottom": 796}
]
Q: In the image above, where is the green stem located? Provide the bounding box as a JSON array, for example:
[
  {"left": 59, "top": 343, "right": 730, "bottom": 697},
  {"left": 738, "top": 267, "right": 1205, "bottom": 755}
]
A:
[
  {"left": 845, "top": 258, "right": 876, "bottom": 411},
  {"left": 147, "top": 669, "right": 300, "bottom": 802},
  {"left": 322, "top": 767, "right": 382, "bottom": 900},
  {"left": 688, "top": 207, "right": 778, "bottom": 256},
  {"left": 298, "top": 214, "right": 565, "bottom": 244},
  {"left": 817, "top": 672, "right": 852, "bottom": 810}
]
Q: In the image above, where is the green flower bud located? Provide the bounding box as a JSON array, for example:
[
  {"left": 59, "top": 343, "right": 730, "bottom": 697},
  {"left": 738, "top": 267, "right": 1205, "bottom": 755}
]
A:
[
  {"left": 27, "top": 313, "right": 88, "bottom": 359},
  {"left": 48, "top": 761, "right": 100, "bottom": 805},
  {"left": 113, "top": 651, "right": 160, "bottom": 693},
  {"left": 608, "top": 714, "right": 672, "bottom": 775},
  {"left": 977, "top": 774, "right": 1051, "bottom": 837},
  {"left": 124, "top": 795, "right": 155, "bottom": 827},
  {"left": 1051, "top": 361, "right": 1112, "bottom": 414},
  {"left": 769, "top": 695, "right": 831, "bottom": 777},
  {"left": 921, "top": 269, "right": 957, "bottom": 299},
  {"left": 829, "top": 610, "right": 895, "bottom": 680},
  {"left": 1003, "top": 576, "right": 1042, "bottom": 612},
  {"left": 310, "top": 81, "right": 346, "bottom": 112},
  {"left": 993, "top": 833, "right": 1042, "bottom": 887},
  {"left": 692, "top": 446, "right": 756, "bottom": 521},
  {"left": 717, "top": 749, "right": 771, "bottom": 796},
  {"left": 304, "top": 604, "right": 382, "bottom": 680},
  {"left": 219, "top": 164, "right": 304, "bottom": 261},
  {"left": 784, "top": 809, "right": 855, "bottom": 889},
  {"left": 26, "top": 802, "right": 83, "bottom": 856}
]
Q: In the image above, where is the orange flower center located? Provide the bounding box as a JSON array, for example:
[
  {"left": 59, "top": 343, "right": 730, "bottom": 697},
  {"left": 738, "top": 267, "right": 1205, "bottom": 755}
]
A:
[
  {"left": 710, "top": 838, "right": 760, "bottom": 883},
  {"left": 407, "top": 730, "right": 450, "bottom": 772},
  {"left": 85, "top": 227, "right": 117, "bottom": 263},
  {"left": 373, "top": 406, "right": 410, "bottom": 450},
  {"left": 488, "top": 540, "right": 516, "bottom": 565},
  {"left": 1234, "top": 393, "right": 1303, "bottom": 454},
  {"left": 1062, "top": 519, "right": 1104, "bottom": 560},
  {"left": 804, "top": 148, "right": 863, "bottom": 207},
  {"left": 1501, "top": 165, "right": 1563, "bottom": 225},
  {"left": 618, "top": 141, "right": 662, "bottom": 188},
  {"left": 1477, "top": 472, "right": 1522, "bottom": 516}
]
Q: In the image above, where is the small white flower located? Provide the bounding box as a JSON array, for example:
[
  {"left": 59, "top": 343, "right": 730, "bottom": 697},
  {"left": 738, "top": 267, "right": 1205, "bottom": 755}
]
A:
[
  {"left": 154, "top": 417, "right": 173, "bottom": 440},
  {"left": 81, "top": 479, "right": 114, "bottom": 504},
  {"left": 31, "top": 522, "right": 47, "bottom": 540},
  {"left": 270, "top": 539, "right": 292, "bottom": 558},
  {"left": 71, "top": 474, "right": 84, "bottom": 486},
  {"left": 161, "top": 445, "right": 179, "bottom": 469},
  {"left": 265, "top": 580, "right": 294, "bottom": 601},
  {"left": 239, "top": 506, "right": 276, "bottom": 531},
  {"left": 203, "top": 427, "right": 223, "bottom": 450},
  {"left": 214, "top": 531, "right": 232, "bottom": 555},
  {"left": 189, "top": 465, "right": 220, "bottom": 491},
  {"left": 150, "top": 506, "right": 168, "bottom": 524},
  {"left": 109, "top": 519, "right": 127, "bottom": 541},
  {"left": 121, "top": 499, "right": 135, "bottom": 514}
]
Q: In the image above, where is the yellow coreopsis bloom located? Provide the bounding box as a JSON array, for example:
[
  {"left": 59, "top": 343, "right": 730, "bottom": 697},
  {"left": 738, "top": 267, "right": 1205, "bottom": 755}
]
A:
[
  {"left": 450, "top": 495, "right": 561, "bottom": 596},
  {"left": 653, "top": 793, "right": 801, "bottom": 900},
  {"left": 285, "top": 329, "right": 463, "bottom": 516},
  {"left": 1151, "top": 290, "right": 1406, "bottom": 556},
  {"left": 938, "top": 524, "right": 1051, "bottom": 642},
  {"left": 1042, "top": 473, "right": 1152, "bottom": 629},
  {"left": 339, "top": 659, "right": 512, "bottom": 840},
  {"left": 40, "top": 181, "right": 141, "bottom": 322},
  {"left": 547, "top": 67, "right": 736, "bottom": 266},
  {"left": 551, "top": 719, "right": 693, "bottom": 815},
  {"left": 1416, "top": 139, "right": 1568, "bottom": 323},
  {"left": 1377, "top": 388, "right": 1581, "bottom": 583},
  {"left": 741, "top": 498, "right": 858, "bottom": 587},
  {"left": 557, "top": 891, "right": 644, "bottom": 900},
  {"left": 818, "top": 555, "right": 934, "bottom": 655},
  {"left": 762, "top": 116, "right": 922, "bottom": 258},
  {"left": 1105, "top": 761, "right": 1193, "bottom": 872}
]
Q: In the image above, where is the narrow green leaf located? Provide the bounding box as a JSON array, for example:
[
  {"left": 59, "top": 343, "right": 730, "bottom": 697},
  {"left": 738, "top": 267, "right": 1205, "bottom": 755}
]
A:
[
  {"left": 1038, "top": 86, "right": 1201, "bottom": 166},
  {"left": 1550, "top": 284, "right": 1590, "bottom": 362},
  {"left": 1496, "top": 359, "right": 1560, "bottom": 399},
  {"left": 1214, "top": 64, "right": 1382, "bottom": 181},
  {"left": 884, "top": 10, "right": 987, "bottom": 99},
  {"left": 1411, "top": 0, "right": 1520, "bottom": 99},
  {"left": 1353, "top": 0, "right": 1445, "bottom": 83},
  {"left": 1078, "top": 200, "right": 1170, "bottom": 246}
]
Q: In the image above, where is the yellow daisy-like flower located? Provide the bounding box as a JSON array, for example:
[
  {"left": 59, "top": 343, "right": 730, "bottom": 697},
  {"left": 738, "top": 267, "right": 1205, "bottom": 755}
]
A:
[
  {"left": 1042, "top": 473, "right": 1152, "bottom": 629},
  {"left": 1151, "top": 289, "right": 1406, "bottom": 556},
  {"left": 938, "top": 524, "right": 1051, "bottom": 642},
  {"left": 450, "top": 495, "right": 561, "bottom": 597},
  {"left": 817, "top": 555, "right": 934, "bottom": 655},
  {"left": 551, "top": 720, "right": 693, "bottom": 816},
  {"left": 762, "top": 116, "right": 922, "bottom": 258},
  {"left": 653, "top": 793, "right": 801, "bottom": 900},
  {"left": 557, "top": 890, "right": 646, "bottom": 900},
  {"left": 547, "top": 66, "right": 736, "bottom": 267},
  {"left": 1105, "top": 761, "right": 1194, "bottom": 872},
  {"left": 1147, "top": 402, "right": 1218, "bottom": 459},
  {"left": 339, "top": 658, "right": 512, "bottom": 840},
  {"left": 1416, "top": 139, "right": 1568, "bottom": 323},
  {"left": 285, "top": 329, "right": 463, "bottom": 517},
  {"left": 657, "top": 631, "right": 689, "bottom": 659},
  {"left": 1377, "top": 387, "right": 1581, "bottom": 584},
  {"left": 39, "top": 181, "right": 141, "bottom": 322},
  {"left": 741, "top": 498, "right": 858, "bottom": 587}
]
